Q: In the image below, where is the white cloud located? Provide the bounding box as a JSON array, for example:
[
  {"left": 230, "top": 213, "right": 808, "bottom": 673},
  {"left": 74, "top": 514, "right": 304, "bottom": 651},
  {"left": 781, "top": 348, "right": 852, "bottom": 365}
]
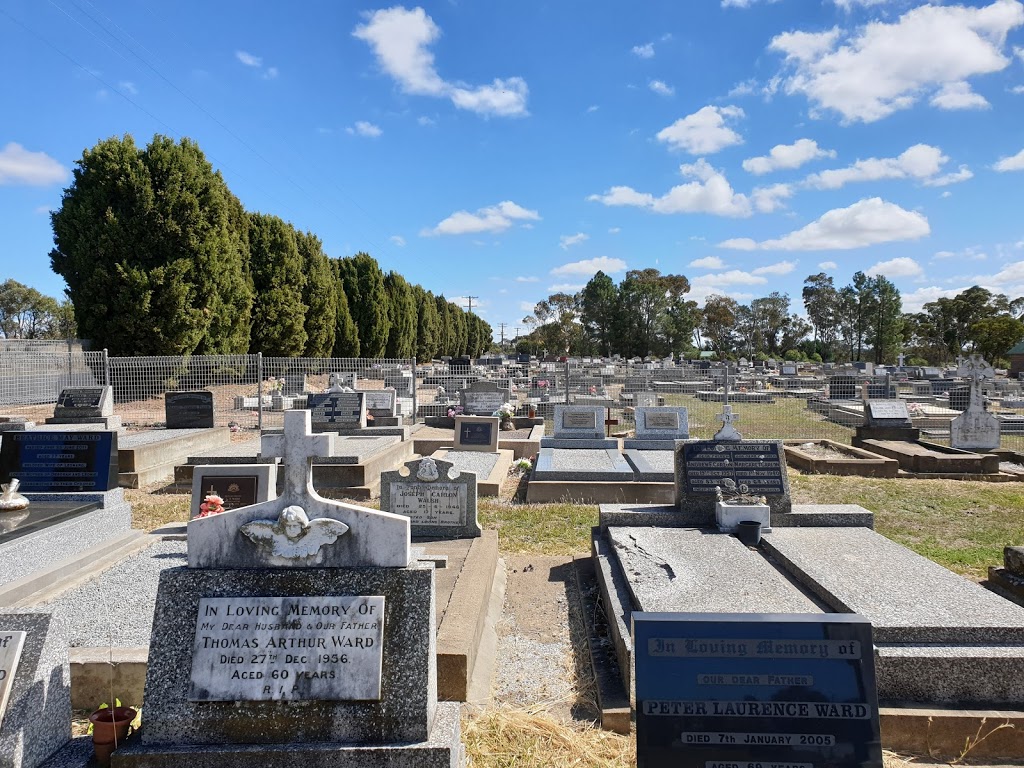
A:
[
  {"left": 769, "top": 1, "right": 1024, "bottom": 123},
  {"left": 263, "top": 67, "right": 279, "bottom": 80},
  {"left": 632, "top": 43, "right": 655, "bottom": 58},
  {"left": 417, "top": 115, "right": 436, "bottom": 126},
  {"left": 353, "top": 6, "right": 529, "bottom": 117},
  {"left": 235, "top": 51, "right": 262, "bottom": 67},
  {"left": 519, "top": 301, "right": 536, "bottom": 313},
  {"left": 751, "top": 183, "right": 793, "bottom": 213},
  {"left": 865, "top": 256, "right": 923, "bottom": 278},
  {"left": 587, "top": 105, "right": 600, "bottom": 113},
  {"left": 559, "top": 233, "right": 589, "bottom": 250},
  {"left": 722, "top": 197, "right": 930, "bottom": 251},
  {"left": 689, "top": 256, "right": 726, "bottom": 269},
  {"left": 515, "top": 276, "right": 539, "bottom": 283},
  {"left": 834, "top": 0, "right": 888, "bottom": 9},
  {"left": 743, "top": 138, "right": 836, "bottom": 175},
  {"left": 1012, "top": 85, "right": 1024, "bottom": 94},
  {"left": 930, "top": 81, "right": 990, "bottom": 110},
  {"left": 728, "top": 79, "right": 757, "bottom": 97},
  {"left": 0, "top": 143, "right": 68, "bottom": 186},
  {"left": 804, "top": 144, "right": 971, "bottom": 189},
  {"left": 718, "top": 238, "right": 758, "bottom": 251},
  {"left": 721, "top": 0, "right": 781, "bottom": 7},
  {"left": 118, "top": 81, "right": 138, "bottom": 95},
  {"left": 422, "top": 200, "right": 540, "bottom": 236},
  {"left": 994, "top": 148, "right": 1024, "bottom": 171},
  {"left": 649, "top": 80, "right": 674, "bottom": 96},
  {"left": 389, "top": 235, "right": 406, "bottom": 247},
  {"left": 551, "top": 256, "right": 627, "bottom": 276},
  {"left": 608, "top": 227, "right": 621, "bottom": 234},
  {"left": 902, "top": 285, "right": 965, "bottom": 313},
  {"left": 752, "top": 260, "right": 797, "bottom": 276},
  {"left": 819, "top": 261, "right": 838, "bottom": 269},
  {"left": 656, "top": 105, "right": 744, "bottom": 154},
  {"left": 588, "top": 159, "right": 752, "bottom": 218},
  {"left": 548, "top": 283, "right": 586, "bottom": 293},
  {"left": 347, "top": 121, "right": 383, "bottom": 138}
]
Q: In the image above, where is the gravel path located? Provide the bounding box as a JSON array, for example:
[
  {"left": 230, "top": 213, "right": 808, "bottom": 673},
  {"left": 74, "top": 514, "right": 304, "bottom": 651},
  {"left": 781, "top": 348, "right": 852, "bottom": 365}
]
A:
[{"left": 39, "top": 539, "right": 186, "bottom": 647}]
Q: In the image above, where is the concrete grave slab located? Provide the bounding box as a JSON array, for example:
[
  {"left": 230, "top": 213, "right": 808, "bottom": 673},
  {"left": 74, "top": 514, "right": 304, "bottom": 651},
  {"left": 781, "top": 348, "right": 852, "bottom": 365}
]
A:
[
  {"left": 533, "top": 448, "right": 634, "bottom": 482},
  {"left": 622, "top": 449, "right": 674, "bottom": 482}
]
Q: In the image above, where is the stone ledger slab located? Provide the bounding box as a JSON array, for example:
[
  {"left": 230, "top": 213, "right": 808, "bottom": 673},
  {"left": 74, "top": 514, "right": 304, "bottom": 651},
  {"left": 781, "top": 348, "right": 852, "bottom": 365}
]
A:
[
  {"left": 607, "top": 527, "right": 822, "bottom": 615},
  {"left": 763, "top": 527, "right": 1024, "bottom": 643},
  {"left": 533, "top": 448, "right": 634, "bottom": 482},
  {"left": 622, "top": 449, "right": 674, "bottom": 482}
]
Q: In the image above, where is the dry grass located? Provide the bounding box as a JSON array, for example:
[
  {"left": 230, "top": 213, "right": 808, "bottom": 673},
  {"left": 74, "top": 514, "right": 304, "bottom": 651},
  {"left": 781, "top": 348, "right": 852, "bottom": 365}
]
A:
[
  {"left": 123, "top": 488, "right": 189, "bottom": 531},
  {"left": 463, "top": 706, "right": 634, "bottom": 767}
]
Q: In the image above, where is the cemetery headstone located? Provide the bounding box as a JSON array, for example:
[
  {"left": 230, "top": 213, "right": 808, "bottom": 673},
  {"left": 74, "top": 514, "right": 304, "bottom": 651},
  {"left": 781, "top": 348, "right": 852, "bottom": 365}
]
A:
[
  {"left": 632, "top": 612, "right": 882, "bottom": 768},
  {"left": 52, "top": 385, "right": 112, "bottom": 419},
  {"left": 633, "top": 391, "right": 659, "bottom": 408},
  {"left": 281, "top": 371, "right": 307, "bottom": 395},
  {"left": 0, "top": 613, "right": 71, "bottom": 768},
  {"left": 460, "top": 380, "right": 511, "bottom": 416},
  {"left": 306, "top": 391, "right": 366, "bottom": 431},
  {"left": 951, "top": 355, "right": 999, "bottom": 451},
  {"left": 191, "top": 464, "right": 278, "bottom": 520},
  {"left": 119, "top": 409, "right": 461, "bottom": 766},
  {"left": 864, "top": 399, "right": 912, "bottom": 428},
  {"left": 624, "top": 407, "right": 689, "bottom": 450},
  {"left": 676, "top": 439, "right": 791, "bottom": 518},
  {"left": 328, "top": 372, "right": 357, "bottom": 390},
  {"left": 540, "top": 405, "right": 618, "bottom": 448},
  {"left": 359, "top": 388, "right": 398, "bottom": 419},
  {"left": 453, "top": 416, "right": 499, "bottom": 453},
  {"left": 165, "top": 390, "right": 215, "bottom": 429},
  {"left": 0, "top": 431, "right": 118, "bottom": 492},
  {"left": 781, "top": 363, "right": 798, "bottom": 376},
  {"left": 380, "top": 456, "right": 481, "bottom": 538}
]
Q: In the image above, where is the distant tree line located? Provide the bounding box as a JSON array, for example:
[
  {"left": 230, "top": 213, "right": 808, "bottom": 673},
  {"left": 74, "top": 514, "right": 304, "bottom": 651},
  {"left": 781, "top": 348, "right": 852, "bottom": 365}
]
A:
[
  {"left": 47, "top": 134, "right": 491, "bottom": 360},
  {"left": 518, "top": 270, "right": 1024, "bottom": 366},
  {"left": 0, "top": 279, "right": 76, "bottom": 340}
]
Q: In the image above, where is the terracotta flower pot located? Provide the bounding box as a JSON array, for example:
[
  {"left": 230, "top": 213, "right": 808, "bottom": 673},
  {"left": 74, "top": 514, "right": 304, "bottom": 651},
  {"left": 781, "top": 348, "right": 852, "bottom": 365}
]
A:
[{"left": 90, "top": 706, "right": 136, "bottom": 766}]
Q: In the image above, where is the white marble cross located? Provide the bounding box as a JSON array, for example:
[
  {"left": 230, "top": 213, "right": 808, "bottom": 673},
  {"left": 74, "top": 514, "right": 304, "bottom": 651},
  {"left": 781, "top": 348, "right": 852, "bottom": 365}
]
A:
[
  {"left": 957, "top": 354, "right": 994, "bottom": 384},
  {"left": 260, "top": 410, "right": 334, "bottom": 498},
  {"left": 714, "top": 404, "right": 742, "bottom": 441}
]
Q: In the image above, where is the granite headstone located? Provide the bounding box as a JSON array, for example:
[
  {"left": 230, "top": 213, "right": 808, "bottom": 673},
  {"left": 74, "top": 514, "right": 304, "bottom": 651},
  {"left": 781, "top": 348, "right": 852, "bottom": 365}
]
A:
[
  {"left": 380, "top": 456, "right": 481, "bottom": 539},
  {"left": 453, "top": 415, "right": 499, "bottom": 453},
  {"left": 306, "top": 392, "right": 367, "bottom": 430},
  {"left": 0, "top": 431, "right": 118, "bottom": 492},
  {"left": 165, "top": 391, "right": 215, "bottom": 429},
  {"left": 676, "top": 439, "right": 791, "bottom": 517}
]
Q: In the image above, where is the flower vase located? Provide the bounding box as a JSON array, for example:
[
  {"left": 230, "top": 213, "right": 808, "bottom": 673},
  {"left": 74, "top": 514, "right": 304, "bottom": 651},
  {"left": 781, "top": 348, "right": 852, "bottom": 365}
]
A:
[{"left": 90, "top": 706, "right": 136, "bottom": 766}]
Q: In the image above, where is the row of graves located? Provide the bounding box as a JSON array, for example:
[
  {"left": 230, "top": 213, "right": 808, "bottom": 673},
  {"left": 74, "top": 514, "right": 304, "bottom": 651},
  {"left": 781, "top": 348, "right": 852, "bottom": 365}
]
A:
[
  {"left": 0, "top": 406, "right": 507, "bottom": 766},
  {"left": 590, "top": 402, "right": 1024, "bottom": 764}
]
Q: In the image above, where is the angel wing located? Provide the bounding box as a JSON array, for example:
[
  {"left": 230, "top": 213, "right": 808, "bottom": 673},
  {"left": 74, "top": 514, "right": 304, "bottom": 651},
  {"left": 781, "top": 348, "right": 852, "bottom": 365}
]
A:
[
  {"left": 240, "top": 520, "right": 278, "bottom": 547},
  {"left": 281, "top": 519, "right": 350, "bottom": 559}
]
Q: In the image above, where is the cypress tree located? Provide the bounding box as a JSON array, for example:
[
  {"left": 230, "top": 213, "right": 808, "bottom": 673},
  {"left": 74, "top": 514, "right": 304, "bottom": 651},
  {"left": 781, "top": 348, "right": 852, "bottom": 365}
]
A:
[
  {"left": 296, "top": 230, "right": 337, "bottom": 357},
  {"left": 383, "top": 272, "right": 417, "bottom": 358},
  {"left": 247, "top": 213, "right": 306, "bottom": 356},
  {"left": 50, "top": 134, "right": 252, "bottom": 355},
  {"left": 337, "top": 253, "right": 390, "bottom": 358},
  {"left": 412, "top": 285, "right": 440, "bottom": 362},
  {"left": 434, "top": 295, "right": 453, "bottom": 356},
  {"left": 330, "top": 259, "right": 360, "bottom": 358}
]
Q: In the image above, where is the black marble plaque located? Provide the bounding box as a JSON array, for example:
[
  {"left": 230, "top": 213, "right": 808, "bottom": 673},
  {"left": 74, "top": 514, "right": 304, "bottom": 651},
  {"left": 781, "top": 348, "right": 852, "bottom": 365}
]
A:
[
  {"left": 0, "top": 431, "right": 118, "bottom": 491},
  {"left": 165, "top": 391, "right": 215, "bottom": 429},
  {"left": 681, "top": 441, "right": 786, "bottom": 496},
  {"left": 307, "top": 393, "right": 364, "bottom": 424},
  {"left": 633, "top": 612, "right": 882, "bottom": 768},
  {"left": 56, "top": 388, "right": 104, "bottom": 410},
  {"left": 197, "top": 475, "right": 258, "bottom": 511},
  {"left": 458, "top": 422, "right": 494, "bottom": 446}
]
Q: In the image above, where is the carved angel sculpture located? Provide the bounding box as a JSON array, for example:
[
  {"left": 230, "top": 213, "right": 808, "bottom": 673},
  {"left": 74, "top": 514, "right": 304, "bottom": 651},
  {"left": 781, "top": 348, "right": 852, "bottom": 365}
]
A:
[{"left": 241, "top": 505, "right": 350, "bottom": 563}]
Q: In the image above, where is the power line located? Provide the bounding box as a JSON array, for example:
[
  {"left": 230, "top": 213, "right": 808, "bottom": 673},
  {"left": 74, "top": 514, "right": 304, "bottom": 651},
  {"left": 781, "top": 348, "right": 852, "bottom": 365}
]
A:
[{"left": 464, "top": 296, "right": 479, "bottom": 315}]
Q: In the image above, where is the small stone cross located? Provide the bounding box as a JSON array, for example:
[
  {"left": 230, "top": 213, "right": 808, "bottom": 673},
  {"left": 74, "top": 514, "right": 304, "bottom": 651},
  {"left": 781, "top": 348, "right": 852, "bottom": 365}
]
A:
[
  {"left": 260, "top": 410, "right": 334, "bottom": 498},
  {"left": 714, "top": 404, "right": 742, "bottom": 441},
  {"left": 957, "top": 354, "right": 994, "bottom": 412}
]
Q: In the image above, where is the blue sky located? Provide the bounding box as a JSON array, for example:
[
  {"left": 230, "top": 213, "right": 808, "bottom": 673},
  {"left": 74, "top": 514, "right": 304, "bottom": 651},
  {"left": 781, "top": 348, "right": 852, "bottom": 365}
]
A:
[{"left": 3, "top": 0, "right": 1024, "bottom": 341}]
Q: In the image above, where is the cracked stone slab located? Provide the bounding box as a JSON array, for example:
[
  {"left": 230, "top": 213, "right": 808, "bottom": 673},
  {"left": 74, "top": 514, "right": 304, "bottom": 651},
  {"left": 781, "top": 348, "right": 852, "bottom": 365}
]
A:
[
  {"left": 763, "top": 527, "right": 1024, "bottom": 643},
  {"left": 606, "top": 526, "right": 821, "bottom": 615}
]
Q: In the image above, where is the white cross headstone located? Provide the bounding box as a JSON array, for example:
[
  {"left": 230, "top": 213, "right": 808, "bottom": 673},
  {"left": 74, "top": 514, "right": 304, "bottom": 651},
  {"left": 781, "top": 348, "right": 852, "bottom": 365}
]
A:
[
  {"left": 261, "top": 411, "right": 334, "bottom": 498},
  {"left": 714, "top": 404, "right": 742, "bottom": 441},
  {"left": 951, "top": 354, "right": 999, "bottom": 451}
]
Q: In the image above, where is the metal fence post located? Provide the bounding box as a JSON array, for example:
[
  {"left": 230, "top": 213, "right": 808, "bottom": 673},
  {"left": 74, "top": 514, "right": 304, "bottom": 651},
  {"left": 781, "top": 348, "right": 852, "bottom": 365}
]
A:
[
  {"left": 257, "top": 352, "right": 263, "bottom": 432},
  {"left": 411, "top": 358, "right": 418, "bottom": 424},
  {"left": 102, "top": 349, "right": 110, "bottom": 387},
  {"left": 565, "top": 358, "right": 570, "bottom": 404}
]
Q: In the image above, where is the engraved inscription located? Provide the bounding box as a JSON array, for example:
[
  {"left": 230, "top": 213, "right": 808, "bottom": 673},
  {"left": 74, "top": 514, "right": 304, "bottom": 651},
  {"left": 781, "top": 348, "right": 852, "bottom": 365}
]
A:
[
  {"left": 190, "top": 596, "right": 384, "bottom": 701},
  {"left": 868, "top": 401, "right": 910, "bottom": 420},
  {"left": 682, "top": 443, "right": 785, "bottom": 496},
  {"left": 645, "top": 412, "right": 679, "bottom": 430},
  {"left": 388, "top": 482, "right": 466, "bottom": 526},
  {"left": 563, "top": 411, "right": 597, "bottom": 430}
]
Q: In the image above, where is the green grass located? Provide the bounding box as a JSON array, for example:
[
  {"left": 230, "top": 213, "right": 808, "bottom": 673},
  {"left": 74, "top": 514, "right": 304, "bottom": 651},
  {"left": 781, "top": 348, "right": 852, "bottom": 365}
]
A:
[{"left": 479, "top": 498, "right": 597, "bottom": 555}]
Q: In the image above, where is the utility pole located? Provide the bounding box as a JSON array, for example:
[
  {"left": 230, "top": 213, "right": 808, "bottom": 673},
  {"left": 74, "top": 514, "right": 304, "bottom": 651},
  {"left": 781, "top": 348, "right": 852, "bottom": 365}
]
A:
[
  {"left": 464, "top": 296, "right": 479, "bottom": 315},
  {"left": 497, "top": 322, "right": 508, "bottom": 347}
]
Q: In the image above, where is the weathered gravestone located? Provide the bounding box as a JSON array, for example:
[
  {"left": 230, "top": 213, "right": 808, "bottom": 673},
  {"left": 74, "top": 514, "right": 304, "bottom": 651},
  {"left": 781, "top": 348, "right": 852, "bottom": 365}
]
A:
[
  {"left": 165, "top": 391, "right": 215, "bottom": 429},
  {"left": 45, "top": 386, "right": 120, "bottom": 428},
  {"left": 459, "top": 381, "right": 511, "bottom": 417},
  {"left": 453, "top": 416, "right": 499, "bottom": 453},
  {"left": 116, "top": 410, "right": 462, "bottom": 766},
  {"left": 633, "top": 612, "right": 882, "bottom": 768},
  {"left": 380, "top": 456, "right": 481, "bottom": 539},
  {"left": 306, "top": 391, "right": 366, "bottom": 431},
  {"left": 0, "top": 431, "right": 119, "bottom": 492},
  {"left": 865, "top": 399, "right": 912, "bottom": 428},
  {"left": 624, "top": 407, "right": 689, "bottom": 450},
  {"left": 190, "top": 464, "right": 278, "bottom": 520},
  {"left": 676, "top": 439, "right": 791, "bottom": 518},
  {"left": 0, "top": 613, "right": 71, "bottom": 768},
  {"left": 328, "top": 372, "right": 357, "bottom": 390},
  {"left": 540, "top": 405, "right": 617, "bottom": 448},
  {"left": 951, "top": 355, "right": 999, "bottom": 451},
  {"left": 358, "top": 388, "right": 397, "bottom": 420}
]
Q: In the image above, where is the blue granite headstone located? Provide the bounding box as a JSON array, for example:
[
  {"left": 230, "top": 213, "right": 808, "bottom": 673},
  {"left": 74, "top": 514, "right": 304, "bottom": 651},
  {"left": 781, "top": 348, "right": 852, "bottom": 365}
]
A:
[
  {"left": 0, "top": 430, "right": 118, "bottom": 491},
  {"left": 633, "top": 612, "right": 882, "bottom": 768}
]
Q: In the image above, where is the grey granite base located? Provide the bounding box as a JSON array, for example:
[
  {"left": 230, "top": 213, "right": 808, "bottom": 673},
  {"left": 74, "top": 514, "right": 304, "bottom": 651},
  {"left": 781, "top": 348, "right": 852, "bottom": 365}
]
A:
[
  {"left": 0, "top": 612, "right": 71, "bottom": 768},
  {"left": 875, "top": 645, "right": 1024, "bottom": 704},
  {"left": 43, "top": 416, "right": 122, "bottom": 429},
  {"left": 622, "top": 449, "right": 673, "bottom": 481},
  {"left": 538, "top": 437, "right": 619, "bottom": 449},
  {"left": 597, "top": 502, "right": 873, "bottom": 530},
  {"left": 763, "top": 527, "right": 1024, "bottom": 643},
  {"left": 113, "top": 702, "right": 464, "bottom": 768},
  {"left": 533, "top": 448, "right": 634, "bottom": 482},
  {"left": 138, "top": 564, "right": 435, "bottom": 747},
  {"left": 0, "top": 491, "right": 131, "bottom": 589},
  {"left": 622, "top": 439, "right": 677, "bottom": 450}
]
